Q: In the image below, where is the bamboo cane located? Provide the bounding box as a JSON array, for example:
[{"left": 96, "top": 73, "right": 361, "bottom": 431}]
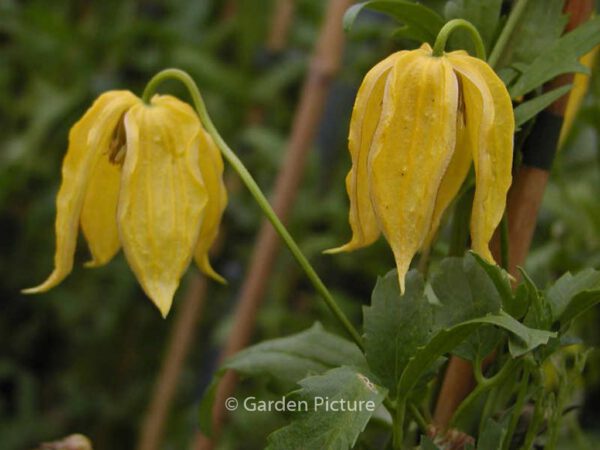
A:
[{"left": 193, "top": 1, "right": 351, "bottom": 448}]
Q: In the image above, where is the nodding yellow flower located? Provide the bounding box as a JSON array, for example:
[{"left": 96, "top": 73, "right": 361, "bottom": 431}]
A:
[
  {"left": 23, "top": 91, "right": 227, "bottom": 317},
  {"left": 328, "top": 43, "right": 514, "bottom": 292}
]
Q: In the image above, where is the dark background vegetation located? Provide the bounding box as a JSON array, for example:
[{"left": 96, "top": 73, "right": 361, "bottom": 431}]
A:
[{"left": 1, "top": 1, "right": 599, "bottom": 449}]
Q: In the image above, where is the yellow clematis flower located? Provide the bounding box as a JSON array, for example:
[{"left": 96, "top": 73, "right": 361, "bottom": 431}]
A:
[
  {"left": 328, "top": 43, "right": 514, "bottom": 292},
  {"left": 24, "top": 91, "right": 227, "bottom": 316}
]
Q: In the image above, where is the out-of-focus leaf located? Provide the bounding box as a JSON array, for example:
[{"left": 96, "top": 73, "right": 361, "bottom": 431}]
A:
[
  {"left": 546, "top": 269, "right": 600, "bottom": 320},
  {"left": 444, "top": 0, "right": 502, "bottom": 53},
  {"left": 510, "top": 16, "right": 600, "bottom": 97},
  {"left": 478, "top": 418, "right": 506, "bottom": 450},
  {"left": 514, "top": 85, "right": 572, "bottom": 126},
  {"left": 343, "top": 0, "right": 445, "bottom": 44},
  {"left": 495, "top": 0, "right": 566, "bottom": 71}
]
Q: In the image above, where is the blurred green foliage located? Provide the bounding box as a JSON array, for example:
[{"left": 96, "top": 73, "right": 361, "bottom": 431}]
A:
[{"left": 1, "top": 1, "right": 599, "bottom": 449}]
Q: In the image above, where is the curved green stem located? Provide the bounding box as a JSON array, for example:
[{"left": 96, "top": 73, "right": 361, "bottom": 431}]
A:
[
  {"left": 142, "top": 69, "right": 364, "bottom": 350},
  {"left": 432, "top": 18, "right": 486, "bottom": 60},
  {"left": 488, "top": 0, "right": 530, "bottom": 68},
  {"left": 409, "top": 403, "right": 428, "bottom": 432},
  {"left": 450, "top": 358, "right": 519, "bottom": 427}
]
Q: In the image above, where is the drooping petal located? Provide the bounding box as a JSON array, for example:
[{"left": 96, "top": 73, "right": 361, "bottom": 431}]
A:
[
  {"left": 326, "top": 52, "right": 403, "bottom": 254},
  {"left": 193, "top": 127, "right": 227, "bottom": 283},
  {"left": 369, "top": 47, "right": 459, "bottom": 292},
  {"left": 80, "top": 153, "right": 122, "bottom": 267},
  {"left": 422, "top": 105, "right": 472, "bottom": 250},
  {"left": 118, "top": 95, "right": 208, "bottom": 317},
  {"left": 448, "top": 52, "right": 514, "bottom": 263},
  {"left": 559, "top": 47, "right": 598, "bottom": 148},
  {"left": 23, "top": 91, "right": 139, "bottom": 293}
]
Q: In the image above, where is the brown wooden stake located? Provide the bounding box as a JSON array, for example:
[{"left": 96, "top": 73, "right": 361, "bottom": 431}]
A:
[
  {"left": 193, "top": 1, "right": 350, "bottom": 449},
  {"left": 433, "top": 0, "right": 594, "bottom": 433},
  {"left": 136, "top": 275, "right": 208, "bottom": 450},
  {"left": 266, "top": 0, "right": 296, "bottom": 53}
]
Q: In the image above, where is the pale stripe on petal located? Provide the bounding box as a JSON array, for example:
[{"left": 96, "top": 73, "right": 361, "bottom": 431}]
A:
[
  {"left": 326, "top": 52, "right": 403, "bottom": 254},
  {"left": 369, "top": 50, "right": 458, "bottom": 292}
]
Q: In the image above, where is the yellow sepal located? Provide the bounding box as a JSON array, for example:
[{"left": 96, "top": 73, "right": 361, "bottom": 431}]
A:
[
  {"left": 448, "top": 52, "right": 514, "bottom": 263},
  {"left": 23, "top": 91, "right": 138, "bottom": 294},
  {"left": 193, "top": 127, "right": 227, "bottom": 284},
  {"left": 369, "top": 47, "right": 458, "bottom": 292},
  {"left": 117, "top": 95, "right": 208, "bottom": 317},
  {"left": 325, "top": 52, "right": 402, "bottom": 254}
]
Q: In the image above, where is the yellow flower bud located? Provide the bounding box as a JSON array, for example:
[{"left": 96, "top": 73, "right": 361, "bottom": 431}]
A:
[
  {"left": 328, "top": 44, "right": 514, "bottom": 292},
  {"left": 24, "top": 91, "right": 227, "bottom": 317}
]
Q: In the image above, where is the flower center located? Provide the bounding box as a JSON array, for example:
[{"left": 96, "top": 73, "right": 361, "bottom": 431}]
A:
[{"left": 108, "top": 114, "right": 127, "bottom": 165}]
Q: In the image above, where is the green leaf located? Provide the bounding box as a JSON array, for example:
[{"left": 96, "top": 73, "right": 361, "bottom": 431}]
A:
[
  {"left": 397, "top": 321, "right": 483, "bottom": 399},
  {"left": 444, "top": 0, "right": 502, "bottom": 53},
  {"left": 469, "top": 252, "right": 516, "bottom": 314},
  {"left": 519, "top": 268, "right": 553, "bottom": 331},
  {"left": 498, "top": 311, "right": 556, "bottom": 357},
  {"left": 363, "top": 270, "right": 436, "bottom": 396},
  {"left": 558, "top": 290, "right": 600, "bottom": 331},
  {"left": 397, "top": 313, "right": 554, "bottom": 400},
  {"left": 510, "top": 16, "right": 600, "bottom": 97},
  {"left": 514, "top": 84, "right": 572, "bottom": 126},
  {"left": 430, "top": 254, "right": 503, "bottom": 360},
  {"left": 199, "top": 323, "right": 366, "bottom": 434},
  {"left": 478, "top": 418, "right": 506, "bottom": 450},
  {"left": 266, "top": 367, "right": 387, "bottom": 450},
  {"left": 343, "top": 0, "right": 445, "bottom": 43},
  {"left": 546, "top": 269, "right": 600, "bottom": 321},
  {"left": 495, "top": 0, "right": 566, "bottom": 71}
]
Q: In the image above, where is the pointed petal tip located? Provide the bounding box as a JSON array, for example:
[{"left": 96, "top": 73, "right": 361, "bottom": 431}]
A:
[
  {"left": 203, "top": 267, "right": 227, "bottom": 285},
  {"left": 83, "top": 259, "right": 107, "bottom": 269},
  {"left": 197, "top": 255, "right": 227, "bottom": 285},
  {"left": 150, "top": 291, "right": 174, "bottom": 319},
  {"left": 22, "top": 271, "right": 66, "bottom": 294},
  {"left": 139, "top": 279, "right": 178, "bottom": 319},
  {"left": 323, "top": 241, "right": 362, "bottom": 255},
  {"left": 398, "top": 276, "right": 406, "bottom": 296}
]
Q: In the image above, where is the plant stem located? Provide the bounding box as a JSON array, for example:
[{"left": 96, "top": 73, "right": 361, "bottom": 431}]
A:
[
  {"left": 503, "top": 365, "right": 531, "bottom": 450},
  {"left": 451, "top": 358, "right": 519, "bottom": 427},
  {"left": 409, "top": 403, "right": 429, "bottom": 432},
  {"left": 142, "top": 68, "right": 364, "bottom": 351},
  {"left": 393, "top": 399, "right": 406, "bottom": 450},
  {"left": 432, "top": 18, "right": 486, "bottom": 59},
  {"left": 487, "top": 0, "right": 530, "bottom": 68}
]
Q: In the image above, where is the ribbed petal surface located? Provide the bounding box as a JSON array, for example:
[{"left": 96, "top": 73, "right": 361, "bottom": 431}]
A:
[
  {"left": 369, "top": 45, "right": 458, "bottom": 292},
  {"left": 118, "top": 95, "right": 208, "bottom": 317},
  {"left": 422, "top": 105, "right": 472, "bottom": 250}
]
